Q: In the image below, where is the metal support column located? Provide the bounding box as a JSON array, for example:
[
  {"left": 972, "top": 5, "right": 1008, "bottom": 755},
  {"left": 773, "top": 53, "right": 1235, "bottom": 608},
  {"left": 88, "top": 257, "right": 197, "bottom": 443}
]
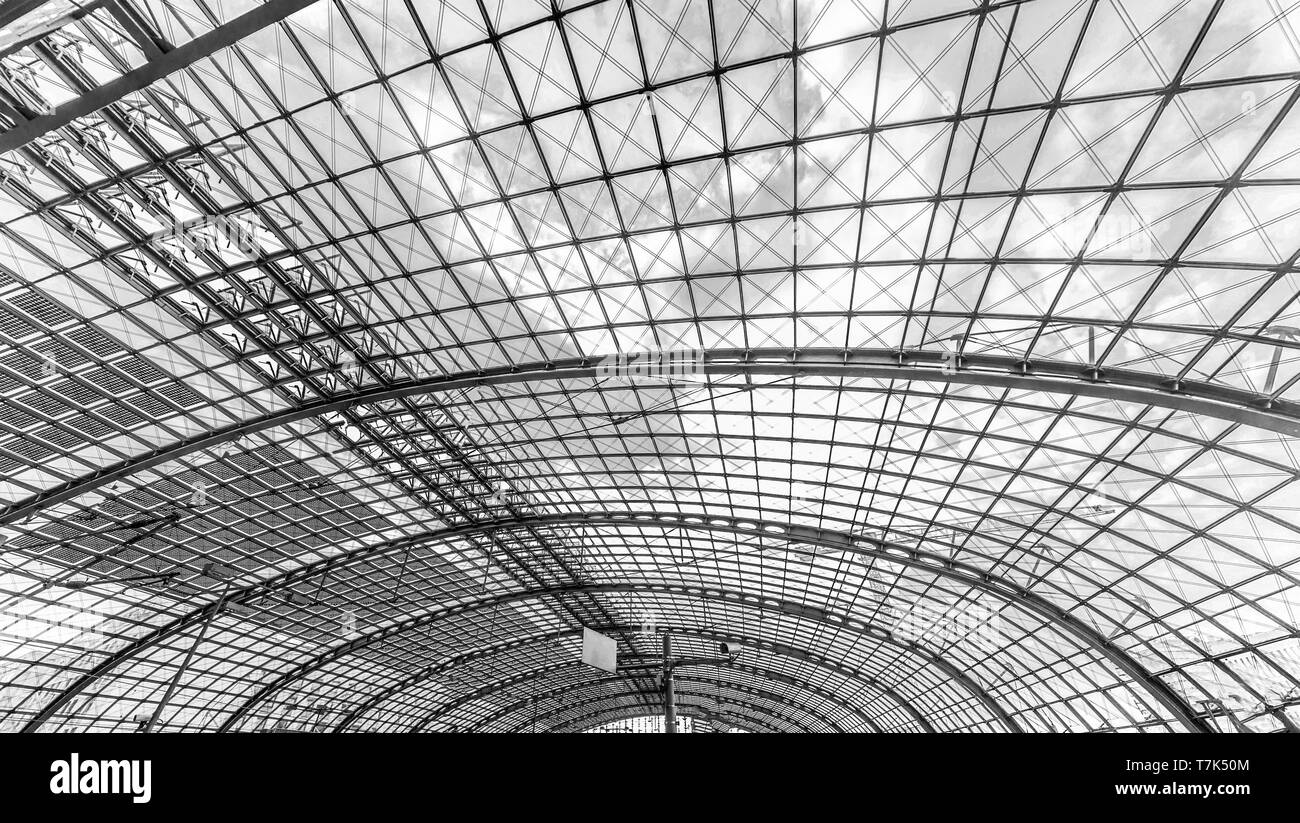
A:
[{"left": 663, "top": 634, "right": 676, "bottom": 734}]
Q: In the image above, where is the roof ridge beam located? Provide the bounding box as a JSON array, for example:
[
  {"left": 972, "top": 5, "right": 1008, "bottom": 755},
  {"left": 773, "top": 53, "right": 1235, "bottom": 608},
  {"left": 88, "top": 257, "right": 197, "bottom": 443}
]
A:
[{"left": 6, "top": 347, "right": 1297, "bottom": 529}]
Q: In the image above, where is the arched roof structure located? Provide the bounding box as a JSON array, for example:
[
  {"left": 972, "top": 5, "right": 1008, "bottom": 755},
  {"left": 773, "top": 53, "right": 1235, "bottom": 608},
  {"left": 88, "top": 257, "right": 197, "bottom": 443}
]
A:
[{"left": 0, "top": 0, "right": 1298, "bottom": 734}]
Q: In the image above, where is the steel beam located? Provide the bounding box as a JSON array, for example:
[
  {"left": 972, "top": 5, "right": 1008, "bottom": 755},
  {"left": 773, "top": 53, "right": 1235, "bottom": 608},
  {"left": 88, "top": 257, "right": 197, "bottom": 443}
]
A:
[
  {"left": 416, "top": 662, "right": 838, "bottom": 734},
  {"left": 0, "top": 0, "right": 101, "bottom": 55},
  {"left": 512, "top": 680, "right": 836, "bottom": 734},
  {"left": 5, "top": 347, "right": 1298, "bottom": 529},
  {"left": 0, "top": 0, "right": 61, "bottom": 28},
  {"left": 662, "top": 634, "right": 675, "bottom": 734},
  {"left": 103, "top": 0, "right": 171, "bottom": 60},
  {"left": 259, "top": 512, "right": 1200, "bottom": 731},
  {"left": 334, "top": 625, "right": 909, "bottom": 734},
  {"left": 0, "top": 0, "right": 320, "bottom": 155},
  {"left": 492, "top": 660, "right": 878, "bottom": 734},
  {"left": 25, "top": 509, "right": 1204, "bottom": 733},
  {"left": 537, "top": 691, "right": 789, "bottom": 735},
  {"left": 211, "top": 579, "right": 1016, "bottom": 733}
]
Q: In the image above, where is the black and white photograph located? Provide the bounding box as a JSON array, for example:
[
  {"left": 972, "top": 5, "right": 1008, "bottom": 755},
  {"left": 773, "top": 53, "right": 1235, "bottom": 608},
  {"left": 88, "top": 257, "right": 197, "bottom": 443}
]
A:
[{"left": 0, "top": 0, "right": 1293, "bottom": 808}]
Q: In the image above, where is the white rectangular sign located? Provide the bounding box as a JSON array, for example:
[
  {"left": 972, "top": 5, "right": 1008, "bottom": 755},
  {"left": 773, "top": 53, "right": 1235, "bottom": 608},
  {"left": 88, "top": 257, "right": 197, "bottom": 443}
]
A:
[{"left": 581, "top": 627, "right": 618, "bottom": 673}]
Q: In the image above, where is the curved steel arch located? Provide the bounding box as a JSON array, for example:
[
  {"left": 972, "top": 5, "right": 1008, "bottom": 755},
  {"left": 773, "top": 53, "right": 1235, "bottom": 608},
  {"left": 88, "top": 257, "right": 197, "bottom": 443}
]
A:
[
  {"left": 243, "top": 512, "right": 1207, "bottom": 732},
  {"left": 335, "top": 624, "right": 917, "bottom": 733},
  {"left": 489, "top": 661, "right": 878, "bottom": 734},
  {"left": 21, "top": 375, "right": 1291, "bottom": 708},
  {"left": 433, "top": 663, "right": 842, "bottom": 734},
  {"left": 7, "top": 346, "right": 1298, "bottom": 529},
  {"left": 4, "top": 0, "right": 1297, "bottom": 741},
  {"left": 506, "top": 682, "right": 838, "bottom": 735},
  {"left": 332, "top": 627, "right": 883, "bottom": 733},
  {"left": 550, "top": 706, "right": 775, "bottom": 734},
  {"left": 543, "top": 697, "right": 789, "bottom": 735},
  {"left": 333, "top": 628, "right": 575, "bottom": 732},
  {"left": 17, "top": 391, "right": 1288, "bottom": 723},
  {"left": 213, "top": 581, "right": 1018, "bottom": 733},
  {"left": 25, "top": 510, "right": 1204, "bottom": 732},
  {"left": 421, "top": 426, "right": 1300, "bottom": 587},
  {"left": 414, "top": 661, "right": 840, "bottom": 734}
]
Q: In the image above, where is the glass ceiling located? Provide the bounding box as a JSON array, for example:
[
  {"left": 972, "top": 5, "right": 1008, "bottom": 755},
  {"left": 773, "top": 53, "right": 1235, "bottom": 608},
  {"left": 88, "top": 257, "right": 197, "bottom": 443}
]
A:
[{"left": 0, "top": 0, "right": 1298, "bottom": 734}]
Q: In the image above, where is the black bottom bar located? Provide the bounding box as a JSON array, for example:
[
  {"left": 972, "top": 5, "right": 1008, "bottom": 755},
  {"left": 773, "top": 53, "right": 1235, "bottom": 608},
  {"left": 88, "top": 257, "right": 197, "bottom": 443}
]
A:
[{"left": 0, "top": 732, "right": 1286, "bottom": 813}]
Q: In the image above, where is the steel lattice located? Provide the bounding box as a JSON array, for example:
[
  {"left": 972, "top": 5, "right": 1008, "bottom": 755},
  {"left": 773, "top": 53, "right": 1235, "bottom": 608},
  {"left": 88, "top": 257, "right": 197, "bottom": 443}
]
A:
[{"left": 0, "top": 0, "right": 1298, "bottom": 734}]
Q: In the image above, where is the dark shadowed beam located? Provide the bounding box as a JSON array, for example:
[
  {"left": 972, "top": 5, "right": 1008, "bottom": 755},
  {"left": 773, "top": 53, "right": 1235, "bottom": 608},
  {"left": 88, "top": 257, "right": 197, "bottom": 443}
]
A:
[
  {"left": 103, "top": 0, "right": 171, "bottom": 59},
  {"left": 0, "top": 0, "right": 320, "bottom": 154},
  {"left": 0, "top": 0, "right": 60, "bottom": 27},
  {"left": 0, "top": 0, "right": 103, "bottom": 56}
]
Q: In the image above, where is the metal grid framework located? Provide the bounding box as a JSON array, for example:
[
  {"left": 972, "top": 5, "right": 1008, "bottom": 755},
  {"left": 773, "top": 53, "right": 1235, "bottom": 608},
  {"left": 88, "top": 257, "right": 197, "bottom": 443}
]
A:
[{"left": 0, "top": 0, "right": 1298, "bottom": 734}]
